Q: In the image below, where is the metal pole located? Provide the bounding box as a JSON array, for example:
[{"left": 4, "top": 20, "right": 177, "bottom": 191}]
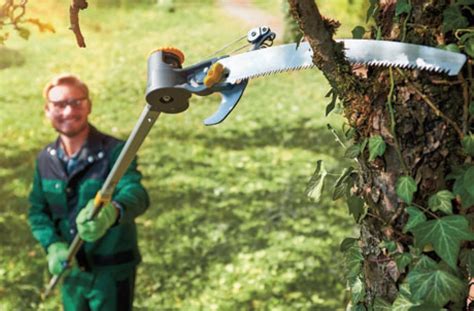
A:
[{"left": 42, "top": 104, "right": 161, "bottom": 298}]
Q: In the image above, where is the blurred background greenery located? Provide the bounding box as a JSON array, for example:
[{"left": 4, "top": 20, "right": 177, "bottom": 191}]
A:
[{"left": 0, "top": 0, "right": 366, "bottom": 309}]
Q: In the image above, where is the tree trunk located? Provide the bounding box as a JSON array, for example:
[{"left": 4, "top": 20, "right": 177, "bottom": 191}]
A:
[{"left": 289, "top": 0, "right": 473, "bottom": 309}]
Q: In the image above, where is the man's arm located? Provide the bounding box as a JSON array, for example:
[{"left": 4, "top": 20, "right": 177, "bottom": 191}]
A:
[
  {"left": 109, "top": 143, "right": 150, "bottom": 223},
  {"left": 27, "top": 163, "right": 63, "bottom": 250}
]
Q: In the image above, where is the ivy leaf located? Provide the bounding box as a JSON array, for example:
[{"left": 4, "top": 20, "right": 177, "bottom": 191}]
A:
[
  {"left": 404, "top": 206, "right": 427, "bottom": 233},
  {"left": 464, "top": 38, "right": 474, "bottom": 57},
  {"left": 440, "top": 43, "right": 461, "bottom": 53},
  {"left": 366, "top": 0, "right": 379, "bottom": 23},
  {"left": 351, "top": 277, "right": 366, "bottom": 304},
  {"left": 381, "top": 240, "right": 397, "bottom": 253},
  {"left": 411, "top": 305, "right": 448, "bottom": 311},
  {"left": 395, "top": 252, "right": 413, "bottom": 271},
  {"left": 464, "top": 166, "right": 474, "bottom": 197},
  {"left": 368, "top": 135, "right": 386, "bottom": 161},
  {"left": 360, "top": 138, "right": 368, "bottom": 153},
  {"left": 305, "top": 160, "right": 327, "bottom": 202},
  {"left": 442, "top": 5, "right": 469, "bottom": 33},
  {"left": 333, "top": 167, "right": 354, "bottom": 200},
  {"left": 352, "top": 26, "right": 365, "bottom": 39},
  {"left": 407, "top": 259, "right": 465, "bottom": 306},
  {"left": 345, "top": 144, "right": 361, "bottom": 159},
  {"left": 345, "top": 244, "right": 363, "bottom": 283},
  {"left": 396, "top": 176, "right": 417, "bottom": 204},
  {"left": 325, "top": 88, "right": 337, "bottom": 116},
  {"left": 373, "top": 297, "right": 392, "bottom": 310},
  {"left": 392, "top": 283, "right": 421, "bottom": 311},
  {"left": 452, "top": 169, "right": 474, "bottom": 208},
  {"left": 411, "top": 215, "right": 474, "bottom": 269},
  {"left": 462, "top": 135, "right": 474, "bottom": 156},
  {"left": 347, "top": 195, "right": 365, "bottom": 222},
  {"left": 460, "top": 249, "right": 474, "bottom": 276},
  {"left": 392, "top": 293, "right": 420, "bottom": 311},
  {"left": 340, "top": 237, "right": 358, "bottom": 252},
  {"left": 395, "top": 0, "right": 412, "bottom": 16},
  {"left": 456, "top": 0, "right": 474, "bottom": 5},
  {"left": 428, "top": 190, "right": 454, "bottom": 215},
  {"left": 353, "top": 304, "right": 367, "bottom": 311}
]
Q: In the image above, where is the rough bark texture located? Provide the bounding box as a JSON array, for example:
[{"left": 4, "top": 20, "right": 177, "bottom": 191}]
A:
[{"left": 289, "top": 0, "right": 473, "bottom": 307}]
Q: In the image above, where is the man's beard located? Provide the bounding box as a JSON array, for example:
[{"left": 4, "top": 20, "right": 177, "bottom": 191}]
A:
[{"left": 54, "top": 122, "right": 89, "bottom": 138}]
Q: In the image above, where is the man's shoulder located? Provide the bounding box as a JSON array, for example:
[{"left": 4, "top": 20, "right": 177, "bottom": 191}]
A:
[
  {"left": 36, "top": 141, "right": 57, "bottom": 161},
  {"left": 93, "top": 127, "right": 124, "bottom": 150}
]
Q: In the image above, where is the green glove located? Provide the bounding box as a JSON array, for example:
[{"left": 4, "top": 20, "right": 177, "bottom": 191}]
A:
[
  {"left": 76, "top": 200, "right": 118, "bottom": 242},
  {"left": 47, "top": 242, "right": 69, "bottom": 275}
]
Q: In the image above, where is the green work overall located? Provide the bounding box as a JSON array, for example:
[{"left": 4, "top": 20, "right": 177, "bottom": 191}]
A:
[{"left": 28, "top": 125, "right": 149, "bottom": 310}]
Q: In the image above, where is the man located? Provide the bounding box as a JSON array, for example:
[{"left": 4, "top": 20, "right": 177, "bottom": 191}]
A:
[{"left": 28, "top": 73, "right": 149, "bottom": 310}]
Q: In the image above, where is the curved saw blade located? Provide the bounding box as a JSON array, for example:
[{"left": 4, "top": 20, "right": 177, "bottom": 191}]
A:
[{"left": 219, "top": 39, "right": 467, "bottom": 83}]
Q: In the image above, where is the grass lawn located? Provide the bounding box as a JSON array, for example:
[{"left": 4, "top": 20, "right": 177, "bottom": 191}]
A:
[{"left": 0, "top": 1, "right": 363, "bottom": 309}]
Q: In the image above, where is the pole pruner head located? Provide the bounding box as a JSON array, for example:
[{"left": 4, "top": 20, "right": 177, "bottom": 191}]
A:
[{"left": 145, "top": 47, "right": 192, "bottom": 114}]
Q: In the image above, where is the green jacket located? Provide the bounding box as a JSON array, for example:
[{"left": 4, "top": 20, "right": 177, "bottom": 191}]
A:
[{"left": 28, "top": 126, "right": 149, "bottom": 271}]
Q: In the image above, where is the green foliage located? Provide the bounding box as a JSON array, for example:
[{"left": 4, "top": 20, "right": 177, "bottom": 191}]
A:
[
  {"left": 343, "top": 242, "right": 363, "bottom": 285},
  {"left": 373, "top": 297, "right": 392, "bottom": 310},
  {"left": 392, "top": 284, "right": 420, "bottom": 311},
  {"left": 305, "top": 160, "right": 327, "bottom": 202},
  {"left": 463, "top": 134, "right": 474, "bottom": 156},
  {"left": 452, "top": 165, "right": 474, "bottom": 208},
  {"left": 428, "top": 190, "right": 454, "bottom": 215},
  {"left": 325, "top": 88, "right": 338, "bottom": 116},
  {"left": 366, "top": 0, "right": 378, "bottom": 23},
  {"left": 345, "top": 143, "right": 362, "bottom": 158},
  {"left": 368, "top": 135, "right": 386, "bottom": 161},
  {"left": 347, "top": 195, "right": 365, "bottom": 222},
  {"left": 403, "top": 206, "right": 427, "bottom": 233},
  {"left": 351, "top": 277, "right": 366, "bottom": 304},
  {"left": 442, "top": 5, "right": 469, "bottom": 33},
  {"left": 410, "top": 215, "right": 474, "bottom": 269},
  {"left": 340, "top": 237, "right": 358, "bottom": 252},
  {"left": 352, "top": 26, "right": 365, "bottom": 39},
  {"left": 407, "top": 256, "right": 465, "bottom": 307},
  {"left": 394, "top": 252, "right": 413, "bottom": 271},
  {"left": 333, "top": 167, "right": 354, "bottom": 200},
  {"left": 465, "top": 36, "right": 474, "bottom": 57},
  {"left": 396, "top": 176, "right": 417, "bottom": 204},
  {"left": 465, "top": 166, "right": 474, "bottom": 196},
  {"left": 460, "top": 248, "right": 474, "bottom": 275},
  {"left": 381, "top": 239, "right": 397, "bottom": 253},
  {"left": 395, "top": 0, "right": 412, "bottom": 16}
]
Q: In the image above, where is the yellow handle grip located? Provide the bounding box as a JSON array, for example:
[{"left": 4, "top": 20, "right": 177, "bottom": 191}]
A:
[{"left": 94, "top": 191, "right": 111, "bottom": 207}]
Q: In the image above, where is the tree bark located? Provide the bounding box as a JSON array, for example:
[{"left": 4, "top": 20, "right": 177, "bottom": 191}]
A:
[{"left": 289, "top": 0, "right": 473, "bottom": 308}]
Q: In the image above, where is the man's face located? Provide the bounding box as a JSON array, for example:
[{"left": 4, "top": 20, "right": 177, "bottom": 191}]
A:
[{"left": 45, "top": 83, "right": 91, "bottom": 137}]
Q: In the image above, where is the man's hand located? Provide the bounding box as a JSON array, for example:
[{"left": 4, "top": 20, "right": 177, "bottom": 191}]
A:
[
  {"left": 76, "top": 200, "right": 118, "bottom": 242},
  {"left": 46, "top": 242, "right": 69, "bottom": 275}
]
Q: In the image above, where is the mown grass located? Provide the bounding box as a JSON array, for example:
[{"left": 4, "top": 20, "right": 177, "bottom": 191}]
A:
[{"left": 0, "top": 1, "right": 362, "bottom": 309}]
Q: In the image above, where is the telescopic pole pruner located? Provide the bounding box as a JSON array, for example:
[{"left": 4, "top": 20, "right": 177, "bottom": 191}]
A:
[
  {"left": 42, "top": 47, "right": 187, "bottom": 298},
  {"left": 43, "top": 28, "right": 275, "bottom": 298}
]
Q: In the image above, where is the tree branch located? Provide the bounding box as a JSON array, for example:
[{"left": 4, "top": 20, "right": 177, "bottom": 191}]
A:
[
  {"left": 287, "top": 0, "right": 362, "bottom": 102},
  {"left": 69, "top": 0, "right": 88, "bottom": 48}
]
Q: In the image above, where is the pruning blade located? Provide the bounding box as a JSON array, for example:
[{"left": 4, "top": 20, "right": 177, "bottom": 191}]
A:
[{"left": 218, "top": 39, "right": 467, "bottom": 83}]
